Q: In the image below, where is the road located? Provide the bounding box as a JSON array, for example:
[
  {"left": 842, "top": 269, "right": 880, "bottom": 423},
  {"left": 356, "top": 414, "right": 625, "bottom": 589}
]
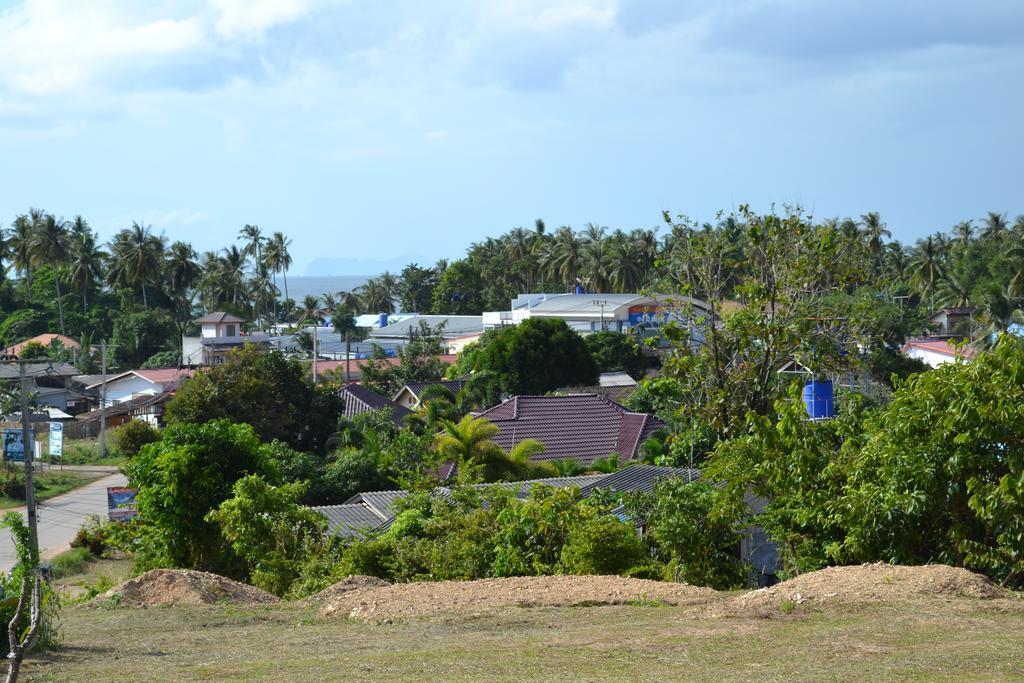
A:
[{"left": 0, "top": 469, "right": 128, "bottom": 572}]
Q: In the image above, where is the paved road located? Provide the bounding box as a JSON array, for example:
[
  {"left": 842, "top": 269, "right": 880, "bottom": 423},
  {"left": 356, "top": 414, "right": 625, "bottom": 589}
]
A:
[{"left": 0, "top": 471, "right": 128, "bottom": 572}]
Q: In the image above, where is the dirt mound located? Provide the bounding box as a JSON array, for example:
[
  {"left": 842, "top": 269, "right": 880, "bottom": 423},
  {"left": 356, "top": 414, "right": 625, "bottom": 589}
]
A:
[
  {"left": 321, "top": 575, "right": 718, "bottom": 622},
  {"left": 96, "top": 569, "right": 281, "bottom": 607},
  {"left": 729, "top": 563, "right": 1008, "bottom": 614},
  {"left": 304, "top": 575, "right": 390, "bottom": 605}
]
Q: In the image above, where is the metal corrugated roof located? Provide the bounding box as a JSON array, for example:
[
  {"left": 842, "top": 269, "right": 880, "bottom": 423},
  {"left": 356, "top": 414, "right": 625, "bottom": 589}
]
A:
[
  {"left": 577, "top": 464, "right": 702, "bottom": 497},
  {"left": 311, "top": 503, "right": 388, "bottom": 537}
]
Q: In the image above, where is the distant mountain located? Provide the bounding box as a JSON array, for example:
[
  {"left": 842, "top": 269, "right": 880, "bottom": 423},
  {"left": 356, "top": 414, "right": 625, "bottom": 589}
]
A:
[{"left": 304, "top": 255, "right": 424, "bottom": 276}]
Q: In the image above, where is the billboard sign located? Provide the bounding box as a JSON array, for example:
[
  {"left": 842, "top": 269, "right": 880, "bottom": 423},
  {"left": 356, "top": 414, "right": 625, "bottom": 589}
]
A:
[
  {"left": 107, "top": 487, "right": 139, "bottom": 522},
  {"left": 2, "top": 428, "right": 28, "bottom": 463},
  {"left": 49, "top": 422, "right": 63, "bottom": 458}
]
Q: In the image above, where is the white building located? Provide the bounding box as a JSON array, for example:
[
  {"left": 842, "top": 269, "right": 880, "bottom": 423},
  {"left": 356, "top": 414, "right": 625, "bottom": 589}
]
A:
[
  {"left": 483, "top": 293, "right": 711, "bottom": 338},
  {"left": 901, "top": 338, "right": 976, "bottom": 368},
  {"left": 182, "top": 312, "right": 271, "bottom": 366}
]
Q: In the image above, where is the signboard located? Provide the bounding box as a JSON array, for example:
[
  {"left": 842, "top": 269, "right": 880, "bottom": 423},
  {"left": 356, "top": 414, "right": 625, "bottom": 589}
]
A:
[
  {"left": 2, "top": 428, "right": 28, "bottom": 463},
  {"left": 107, "top": 487, "right": 139, "bottom": 522},
  {"left": 48, "top": 422, "right": 63, "bottom": 458}
]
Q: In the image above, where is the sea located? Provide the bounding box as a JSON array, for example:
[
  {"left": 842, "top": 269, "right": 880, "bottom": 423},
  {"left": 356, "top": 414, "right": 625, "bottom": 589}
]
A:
[{"left": 277, "top": 275, "right": 374, "bottom": 302}]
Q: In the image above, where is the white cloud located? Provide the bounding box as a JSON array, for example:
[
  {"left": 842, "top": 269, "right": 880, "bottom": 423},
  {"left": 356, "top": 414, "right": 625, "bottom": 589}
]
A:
[{"left": 211, "top": 0, "right": 322, "bottom": 40}]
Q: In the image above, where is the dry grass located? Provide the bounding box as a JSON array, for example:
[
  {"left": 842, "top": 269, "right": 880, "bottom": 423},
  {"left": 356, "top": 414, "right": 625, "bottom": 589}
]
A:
[{"left": 23, "top": 590, "right": 1024, "bottom": 681}]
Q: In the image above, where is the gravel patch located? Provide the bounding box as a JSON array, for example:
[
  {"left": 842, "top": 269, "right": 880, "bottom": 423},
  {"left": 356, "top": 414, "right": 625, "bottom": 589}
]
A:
[{"left": 94, "top": 569, "right": 280, "bottom": 607}]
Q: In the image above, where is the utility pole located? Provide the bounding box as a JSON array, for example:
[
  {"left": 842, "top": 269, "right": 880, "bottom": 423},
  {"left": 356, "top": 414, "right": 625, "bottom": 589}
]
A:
[
  {"left": 99, "top": 341, "right": 107, "bottom": 458},
  {"left": 19, "top": 361, "right": 39, "bottom": 560},
  {"left": 312, "top": 325, "right": 318, "bottom": 386},
  {"left": 592, "top": 299, "right": 608, "bottom": 332}
]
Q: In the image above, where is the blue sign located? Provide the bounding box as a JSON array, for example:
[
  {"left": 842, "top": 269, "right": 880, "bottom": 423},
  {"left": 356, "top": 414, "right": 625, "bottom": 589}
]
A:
[
  {"left": 2, "top": 428, "right": 28, "bottom": 463},
  {"left": 107, "top": 487, "right": 139, "bottom": 522},
  {"left": 49, "top": 422, "right": 63, "bottom": 458}
]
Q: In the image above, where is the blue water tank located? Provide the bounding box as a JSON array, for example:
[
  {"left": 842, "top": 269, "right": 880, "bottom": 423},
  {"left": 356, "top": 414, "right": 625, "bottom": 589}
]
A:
[
  {"left": 802, "top": 380, "right": 834, "bottom": 419},
  {"left": 574, "top": 284, "right": 585, "bottom": 294},
  {"left": 378, "top": 312, "right": 389, "bottom": 328}
]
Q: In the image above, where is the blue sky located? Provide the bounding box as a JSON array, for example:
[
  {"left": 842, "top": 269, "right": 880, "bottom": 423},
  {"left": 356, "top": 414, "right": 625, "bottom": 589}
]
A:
[{"left": 0, "top": 1, "right": 1021, "bottom": 275}]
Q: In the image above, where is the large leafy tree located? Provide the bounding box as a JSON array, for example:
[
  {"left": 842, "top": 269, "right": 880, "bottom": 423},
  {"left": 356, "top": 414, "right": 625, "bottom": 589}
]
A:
[
  {"left": 462, "top": 317, "right": 598, "bottom": 395},
  {"left": 28, "top": 212, "right": 69, "bottom": 335},
  {"left": 164, "top": 346, "right": 344, "bottom": 453},
  {"left": 360, "top": 321, "right": 448, "bottom": 397},
  {"left": 108, "top": 221, "right": 165, "bottom": 308},
  {"left": 126, "top": 419, "right": 279, "bottom": 575}
]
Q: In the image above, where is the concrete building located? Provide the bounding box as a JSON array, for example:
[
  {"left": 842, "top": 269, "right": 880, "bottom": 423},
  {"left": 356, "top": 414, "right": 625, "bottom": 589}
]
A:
[
  {"left": 483, "top": 293, "right": 711, "bottom": 339},
  {"left": 182, "top": 312, "right": 271, "bottom": 366}
]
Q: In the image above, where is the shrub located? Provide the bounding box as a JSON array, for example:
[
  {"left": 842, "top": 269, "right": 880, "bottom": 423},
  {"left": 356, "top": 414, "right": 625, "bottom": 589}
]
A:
[
  {"left": 560, "top": 516, "right": 646, "bottom": 576},
  {"left": 110, "top": 420, "right": 160, "bottom": 458},
  {"left": 70, "top": 516, "right": 116, "bottom": 556},
  {"left": 49, "top": 547, "right": 94, "bottom": 579}
]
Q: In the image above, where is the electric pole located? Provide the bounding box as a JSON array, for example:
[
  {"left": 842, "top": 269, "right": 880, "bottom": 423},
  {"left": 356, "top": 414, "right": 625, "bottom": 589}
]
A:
[
  {"left": 19, "top": 361, "right": 39, "bottom": 560},
  {"left": 312, "top": 325, "right": 318, "bottom": 386},
  {"left": 99, "top": 340, "right": 108, "bottom": 458},
  {"left": 344, "top": 330, "right": 351, "bottom": 384}
]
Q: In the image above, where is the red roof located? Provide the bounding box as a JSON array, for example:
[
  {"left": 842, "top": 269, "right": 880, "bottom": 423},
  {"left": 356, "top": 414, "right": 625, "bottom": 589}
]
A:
[
  {"left": 901, "top": 339, "right": 976, "bottom": 359},
  {"left": 476, "top": 394, "right": 665, "bottom": 465},
  {"left": 3, "top": 333, "right": 80, "bottom": 356},
  {"left": 134, "top": 368, "right": 196, "bottom": 383}
]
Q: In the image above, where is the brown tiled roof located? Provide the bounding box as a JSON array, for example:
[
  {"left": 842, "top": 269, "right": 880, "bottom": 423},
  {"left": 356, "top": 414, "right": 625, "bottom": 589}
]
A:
[
  {"left": 475, "top": 394, "right": 665, "bottom": 465},
  {"left": 339, "top": 382, "right": 412, "bottom": 424},
  {"left": 194, "top": 312, "right": 245, "bottom": 324}
]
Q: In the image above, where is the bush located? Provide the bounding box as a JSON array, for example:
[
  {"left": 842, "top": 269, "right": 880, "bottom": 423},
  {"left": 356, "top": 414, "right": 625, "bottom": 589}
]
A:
[
  {"left": 70, "top": 516, "right": 116, "bottom": 557},
  {"left": 560, "top": 516, "right": 646, "bottom": 576},
  {"left": 49, "top": 547, "right": 95, "bottom": 579},
  {"left": 110, "top": 420, "right": 160, "bottom": 458}
]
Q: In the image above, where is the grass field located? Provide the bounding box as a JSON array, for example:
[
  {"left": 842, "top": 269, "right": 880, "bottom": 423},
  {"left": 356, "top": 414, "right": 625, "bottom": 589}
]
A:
[
  {"left": 0, "top": 469, "right": 104, "bottom": 509},
  {"left": 58, "top": 438, "right": 125, "bottom": 467},
  {"left": 22, "top": 585, "right": 1024, "bottom": 681}
]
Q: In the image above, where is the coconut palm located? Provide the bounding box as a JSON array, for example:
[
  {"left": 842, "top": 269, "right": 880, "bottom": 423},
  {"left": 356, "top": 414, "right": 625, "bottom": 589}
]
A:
[
  {"left": 580, "top": 223, "right": 612, "bottom": 292},
  {"left": 434, "top": 415, "right": 503, "bottom": 469},
  {"left": 294, "top": 294, "right": 324, "bottom": 326},
  {"left": 249, "top": 263, "right": 278, "bottom": 330},
  {"left": 356, "top": 277, "right": 395, "bottom": 314},
  {"left": 953, "top": 220, "right": 974, "bottom": 249},
  {"left": 264, "top": 232, "right": 292, "bottom": 302},
  {"left": 540, "top": 225, "right": 583, "bottom": 290},
  {"left": 981, "top": 212, "right": 1009, "bottom": 243},
  {"left": 908, "top": 236, "right": 945, "bottom": 310},
  {"left": 859, "top": 212, "right": 891, "bottom": 271},
  {"left": 28, "top": 213, "right": 69, "bottom": 334},
  {"left": 108, "top": 222, "right": 165, "bottom": 308},
  {"left": 67, "top": 228, "right": 105, "bottom": 312},
  {"left": 9, "top": 212, "right": 36, "bottom": 288},
  {"left": 937, "top": 270, "right": 972, "bottom": 308},
  {"left": 338, "top": 290, "right": 362, "bottom": 312},
  {"left": 238, "top": 224, "right": 264, "bottom": 264},
  {"left": 975, "top": 286, "right": 1023, "bottom": 349},
  {"left": 165, "top": 241, "right": 201, "bottom": 301}
]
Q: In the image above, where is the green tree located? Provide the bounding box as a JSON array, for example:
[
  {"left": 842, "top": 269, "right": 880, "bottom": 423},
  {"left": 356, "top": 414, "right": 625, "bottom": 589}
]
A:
[
  {"left": 584, "top": 331, "right": 648, "bottom": 379},
  {"left": 431, "top": 259, "right": 485, "bottom": 315},
  {"left": 462, "top": 318, "right": 598, "bottom": 395},
  {"left": 360, "top": 321, "right": 448, "bottom": 397},
  {"left": 126, "top": 420, "right": 278, "bottom": 575},
  {"left": 28, "top": 213, "right": 69, "bottom": 335},
  {"left": 208, "top": 475, "right": 327, "bottom": 595},
  {"left": 164, "top": 346, "right": 344, "bottom": 453},
  {"left": 397, "top": 263, "right": 438, "bottom": 313},
  {"left": 108, "top": 222, "right": 165, "bottom": 308}
]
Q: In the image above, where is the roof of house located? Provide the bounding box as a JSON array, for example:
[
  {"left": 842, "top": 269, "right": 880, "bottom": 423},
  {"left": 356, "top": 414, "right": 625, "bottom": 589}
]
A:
[
  {"left": 901, "top": 338, "right": 977, "bottom": 359},
  {"left": 370, "top": 315, "right": 484, "bottom": 339},
  {"left": 394, "top": 379, "right": 468, "bottom": 401},
  {"left": 2, "top": 334, "right": 80, "bottom": 357},
  {"left": 599, "top": 372, "right": 638, "bottom": 388},
  {"left": 194, "top": 312, "right": 245, "bottom": 324},
  {"left": 73, "top": 390, "right": 174, "bottom": 422},
  {"left": 83, "top": 368, "right": 194, "bottom": 391},
  {"left": 474, "top": 394, "right": 666, "bottom": 465},
  {"left": 339, "top": 382, "right": 412, "bottom": 424},
  {"left": 0, "top": 362, "right": 80, "bottom": 380},
  {"left": 199, "top": 334, "right": 271, "bottom": 347},
  {"left": 320, "top": 465, "right": 699, "bottom": 538},
  {"left": 310, "top": 502, "right": 388, "bottom": 537},
  {"left": 315, "top": 355, "right": 458, "bottom": 380}
]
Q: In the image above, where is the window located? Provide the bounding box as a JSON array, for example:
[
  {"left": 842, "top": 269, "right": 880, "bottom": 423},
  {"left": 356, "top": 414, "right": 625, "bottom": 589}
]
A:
[{"left": 225, "top": 324, "right": 236, "bottom": 337}]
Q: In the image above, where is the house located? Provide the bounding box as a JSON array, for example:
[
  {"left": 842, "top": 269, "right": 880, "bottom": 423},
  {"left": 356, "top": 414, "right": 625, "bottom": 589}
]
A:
[
  {"left": 474, "top": 394, "right": 665, "bottom": 466},
  {"left": 559, "top": 372, "right": 639, "bottom": 403},
  {"left": 483, "top": 293, "right": 712, "bottom": 340},
  {"left": 370, "top": 315, "right": 484, "bottom": 343},
  {"left": 927, "top": 307, "right": 975, "bottom": 338},
  {"left": 82, "top": 368, "right": 194, "bottom": 406},
  {"left": 393, "top": 380, "right": 468, "bottom": 410},
  {"left": 339, "top": 382, "right": 412, "bottom": 424},
  {"left": 0, "top": 362, "right": 83, "bottom": 413},
  {"left": 1, "top": 333, "right": 80, "bottom": 359},
  {"left": 901, "top": 338, "right": 976, "bottom": 368},
  {"left": 182, "top": 312, "right": 272, "bottom": 366}
]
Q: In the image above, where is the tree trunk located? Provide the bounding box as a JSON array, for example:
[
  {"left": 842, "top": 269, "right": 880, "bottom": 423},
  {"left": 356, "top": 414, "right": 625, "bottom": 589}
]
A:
[
  {"left": 54, "top": 277, "right": 66, "bottom": 337},
  {"left": 142, "top": 281, "right": 148, "bottom": 308},
  {"left": 283, "top": 270, "right": 289, "bottom": 302}
]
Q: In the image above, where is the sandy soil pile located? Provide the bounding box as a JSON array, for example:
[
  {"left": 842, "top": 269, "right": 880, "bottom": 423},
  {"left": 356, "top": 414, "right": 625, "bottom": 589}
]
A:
[
  {"left": 304, "top": 575, "right": 390, "bottom": 605},
  {"left": 320, "top": 575, "right": 718, "bottom": 622},
  {"left": 729, "top": 563, "right": 1008, "bottom": 614},
  {"left": 96, "top": 569, "right": 281, "bottom": 607}
]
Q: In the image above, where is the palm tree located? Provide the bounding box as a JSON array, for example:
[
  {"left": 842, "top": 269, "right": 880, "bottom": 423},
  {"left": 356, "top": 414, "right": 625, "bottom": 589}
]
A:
[
  {"left": 9, "top": 213, "right": 35, "bottom": 288},
  {"left": 238, "top": 224, "right": 264, "bottom": 263},
  {"left": 434, "top": 415, "right": 504, "bottom": 471},
  {"left": 859, "top": 212, "right": 891, "bottom": 272},
  {"left": 937, "top": 270, "right": 972, "bottom": 308},
  {"left": 953, "top": 220, "right": 974, "bottom": 249},
  {"left": 981, "top": 212, "right": 1009, "bottom": 243},
  {"left": 541, "top": 225, "right": 582, "bottom": 290},
  {"left": 67, "top": 227, "right": 105, "bottom": 312},
  {"left": 338, "top": 290, "right": 362, "bottom": 312},
  {"left": 264, "top": 232, "right": 292, "bottom": 302},
  {"left": 975, "top": 286, "right": 1023, "bottom": 349},
  {"left": 908, "top": 236, "right": 945, "bottom": 310},
  {"left": 294, "top": 295, "right": 323, "bottom": 326},
  {"left": 356, "top": 277, "right": 395, "bottom": 314},
  {"left": 248, "top": 263, "right": 278, "bottom": 330},
  {"left": 580, "top": 223, "right": 612, "bottom": 292},
  {"left": 220, "top": 245, "right": 248, "bottom": 306},
  {"left": 165, "top": 241, "right": 201, "bottom": 301},
  {"left": 108, "top": 222, "right": 165, "bottom": 307},
  {"left": 29, "top": 213, "right": 69, "bottom": 334}
]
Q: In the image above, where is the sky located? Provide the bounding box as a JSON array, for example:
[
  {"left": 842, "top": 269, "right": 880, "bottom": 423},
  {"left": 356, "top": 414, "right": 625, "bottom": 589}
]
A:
[{"left": 0, "top": 0, "right": 1021, "bottom": 275}]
